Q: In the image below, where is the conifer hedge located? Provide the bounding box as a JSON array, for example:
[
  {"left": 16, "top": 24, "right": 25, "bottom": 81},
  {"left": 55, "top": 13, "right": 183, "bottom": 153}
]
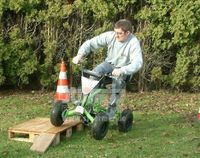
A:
[{"left": 0, "top": 0, "right": 199, "bottom": 91}]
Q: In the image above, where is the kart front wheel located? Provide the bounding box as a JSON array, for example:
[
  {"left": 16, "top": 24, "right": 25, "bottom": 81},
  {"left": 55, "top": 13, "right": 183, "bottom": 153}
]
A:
[
  {"left": 50, "top": 101, "right": 67, "bottom": 126},
  {"left": 118, "top": 109, "right": 133, "bottom": 132},
  {"left": 91, "top": 113, "right": 109, "bottom": 140}
]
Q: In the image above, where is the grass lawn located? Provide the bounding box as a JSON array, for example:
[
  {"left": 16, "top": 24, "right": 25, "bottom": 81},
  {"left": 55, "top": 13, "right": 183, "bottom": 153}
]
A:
[{"left": 0, "top": 90, "right": 200, "bottom": 158}]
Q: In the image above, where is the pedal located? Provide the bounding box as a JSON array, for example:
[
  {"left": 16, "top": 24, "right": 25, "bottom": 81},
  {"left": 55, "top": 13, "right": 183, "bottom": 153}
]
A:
[{"left": 80, "top": 115, "right": 89, "bottom": 125}]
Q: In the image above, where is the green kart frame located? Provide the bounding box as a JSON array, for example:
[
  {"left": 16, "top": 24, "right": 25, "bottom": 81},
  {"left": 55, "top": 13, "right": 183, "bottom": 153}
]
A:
[{"left": 50, "top": 69, "right": 133, "bottom": 140}]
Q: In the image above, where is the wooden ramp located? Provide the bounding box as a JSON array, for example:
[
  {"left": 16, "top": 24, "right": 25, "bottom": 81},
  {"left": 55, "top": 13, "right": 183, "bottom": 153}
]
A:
[{"left": 8, "top": 118, "right": 83, "bottom": 153}]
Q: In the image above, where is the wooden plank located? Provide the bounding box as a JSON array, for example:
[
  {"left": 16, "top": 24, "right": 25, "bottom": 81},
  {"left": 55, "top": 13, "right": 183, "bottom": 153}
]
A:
[
  {"left": 9, "top": 118, "right": 51, "bottom": 133},
  {"left": 30, "top": 133, "right": 56, "bottom": 153},
  {"left": 11, "top": 137, "right": 33, "bottom": 143},
  {"left": 47, "top": 119, "right": 81, "bottom": 134}
]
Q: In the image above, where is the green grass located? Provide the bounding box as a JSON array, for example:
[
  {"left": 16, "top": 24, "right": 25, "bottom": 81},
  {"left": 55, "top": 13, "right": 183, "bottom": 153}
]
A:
[{"left": 0, "top": 90, "right": 200, "bottom": 158}]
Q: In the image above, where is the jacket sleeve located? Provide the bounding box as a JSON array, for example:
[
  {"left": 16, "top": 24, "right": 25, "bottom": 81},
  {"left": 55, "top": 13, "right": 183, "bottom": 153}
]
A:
[
  {"left": 120, "top": 40, "right": 143, "bottom": 75},
  {"left": 77, "top": 31, "right": 112, "bottom": 56}
]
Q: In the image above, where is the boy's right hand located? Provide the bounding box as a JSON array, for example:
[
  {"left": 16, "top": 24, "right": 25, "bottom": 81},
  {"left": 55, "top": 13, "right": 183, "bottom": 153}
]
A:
[{"left": 72, "top": 54, "right": 83, "bottom": 64}]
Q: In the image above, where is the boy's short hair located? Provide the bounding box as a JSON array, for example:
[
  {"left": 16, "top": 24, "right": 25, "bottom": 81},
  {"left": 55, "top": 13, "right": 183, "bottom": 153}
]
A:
[{"left": 114, "top": 19, "right": 132, "bottom": 32}]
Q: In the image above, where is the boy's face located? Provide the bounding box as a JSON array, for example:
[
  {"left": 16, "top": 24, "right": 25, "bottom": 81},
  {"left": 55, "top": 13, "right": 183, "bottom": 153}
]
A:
[{"left": 114, "top": 28, "right": 130, "bottom": 42}]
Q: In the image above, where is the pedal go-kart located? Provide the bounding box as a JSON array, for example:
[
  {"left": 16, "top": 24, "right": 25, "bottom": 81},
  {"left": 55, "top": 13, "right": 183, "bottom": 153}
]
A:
[{"left": 50, "top": 69, "right": 133, "bottom": 140}]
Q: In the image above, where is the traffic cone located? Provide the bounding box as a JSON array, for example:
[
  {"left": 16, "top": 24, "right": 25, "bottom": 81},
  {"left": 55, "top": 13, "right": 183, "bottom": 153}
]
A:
[
  {"left": 55, "top": 60, "right": 70, "bottom": 102},
  {"left": 197, "top": 108, "right": 200, "bottom": 121}
]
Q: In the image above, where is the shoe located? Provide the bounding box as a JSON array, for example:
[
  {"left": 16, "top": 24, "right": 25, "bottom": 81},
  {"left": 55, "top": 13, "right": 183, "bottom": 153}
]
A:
[
  {"left": 106, "top": 104, "right": 116, "bottom": 119},
  {"left": 74, "top": 100, "right": 81, "bottom": 106}
]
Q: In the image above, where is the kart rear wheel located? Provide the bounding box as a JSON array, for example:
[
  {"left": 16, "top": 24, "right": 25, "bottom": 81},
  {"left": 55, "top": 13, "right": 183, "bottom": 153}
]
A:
[
  {"left": 50, "top": 101, "right": 67, "bottom": 126},
  {"left": 91, "top": 113, "right": 109, "bottom": 140},
  {"left": 118, "top": 109, "right": 133, "bottom": 132}
]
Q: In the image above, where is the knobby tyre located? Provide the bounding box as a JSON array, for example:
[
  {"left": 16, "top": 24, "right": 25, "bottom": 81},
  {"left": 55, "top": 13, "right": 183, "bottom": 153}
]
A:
[
  {"left": 50, "top": 101, "right": 67, "bottom": 126},
  {"left": 91, "top": 113, "right": 109, "bottom": 140},
  {"left": 118, "top": 109, "right": 133, "bottom": 132}
]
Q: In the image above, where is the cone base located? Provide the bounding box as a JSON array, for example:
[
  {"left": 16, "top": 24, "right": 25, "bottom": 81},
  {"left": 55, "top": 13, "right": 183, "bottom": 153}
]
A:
[
  {"left": 55, "top": 93, "right": 70, "bottom": 102},
  {"left": 197, "top": 113, "right": 200, "bottom": 120}
]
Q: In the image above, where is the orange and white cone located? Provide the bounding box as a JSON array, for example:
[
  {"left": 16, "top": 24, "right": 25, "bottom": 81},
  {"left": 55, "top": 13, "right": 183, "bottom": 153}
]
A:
[
  {"left": 197, "top": 108, "right": 200, "bottom": 121},
  {"left": 55, "top": 60, "right": 70, "bottom": 102}
]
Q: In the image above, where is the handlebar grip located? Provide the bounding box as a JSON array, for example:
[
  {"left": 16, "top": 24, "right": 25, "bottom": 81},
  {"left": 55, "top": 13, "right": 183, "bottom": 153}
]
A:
[{"left": 83, "top": 69, "right": 102, "bottom": 78}]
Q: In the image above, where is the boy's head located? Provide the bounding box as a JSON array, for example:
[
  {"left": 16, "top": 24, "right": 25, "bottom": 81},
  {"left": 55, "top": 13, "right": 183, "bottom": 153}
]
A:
[{"left": 114, "top": 19, "right": 132, "bottom": 42}]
